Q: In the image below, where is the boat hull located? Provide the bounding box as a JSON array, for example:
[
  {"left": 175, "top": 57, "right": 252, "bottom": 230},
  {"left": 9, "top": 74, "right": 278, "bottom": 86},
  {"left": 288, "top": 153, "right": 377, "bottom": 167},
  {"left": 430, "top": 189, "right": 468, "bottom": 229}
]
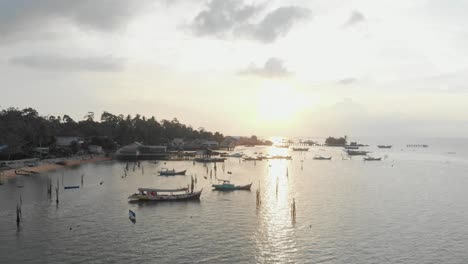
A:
[
  {"left": 159, "top": 170, "right": 187, "bottom": 176},
  {"left": 212, "top": 183, "right": 252, "bottom": 191},
  {"left": 128, "top": 190, "right": 202, "bottom": 201}
]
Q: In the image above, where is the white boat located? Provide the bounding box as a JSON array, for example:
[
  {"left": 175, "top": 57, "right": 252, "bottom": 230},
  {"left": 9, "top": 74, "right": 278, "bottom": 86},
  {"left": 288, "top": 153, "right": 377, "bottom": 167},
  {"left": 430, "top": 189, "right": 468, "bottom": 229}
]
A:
[{"left": 128, "top": 188, "right": 202, "bottom": 201}]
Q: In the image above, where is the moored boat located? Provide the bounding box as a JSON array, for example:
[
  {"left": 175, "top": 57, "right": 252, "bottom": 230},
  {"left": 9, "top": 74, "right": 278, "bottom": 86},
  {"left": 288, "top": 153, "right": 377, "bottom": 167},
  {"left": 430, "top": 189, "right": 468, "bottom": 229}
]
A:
[
  {"left": 364, "top": 156, "right": 382, "bottom": 161},
  {"left": 194, "top": 157, "right": 226, "bottom": 163},
  {"left": 158, "top": 168, "right": 187, "bottom": 176},
  {"left": 128, "top": 187, "right": 202, "bottom": 201},
  {"left": 346, "top": 150, "right": 369, "bottom": 156},
  {"left": 377, "top": 145, "right": 392, "bottom": 149},
  {"left": 292, "top": 147, "right": 309, "bottom": 151},
  {"left": 313, "top": 155, "right": 332, "bottom": 160},
  {"left": 212, "top": 180, "right": 252, "bottom": 191}
]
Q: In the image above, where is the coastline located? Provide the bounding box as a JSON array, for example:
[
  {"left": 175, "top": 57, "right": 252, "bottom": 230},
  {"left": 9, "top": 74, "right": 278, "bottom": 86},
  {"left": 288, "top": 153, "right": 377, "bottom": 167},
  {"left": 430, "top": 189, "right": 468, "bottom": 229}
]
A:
[{"left": 0, "top": 155, "right": 112, "bottom": 178}]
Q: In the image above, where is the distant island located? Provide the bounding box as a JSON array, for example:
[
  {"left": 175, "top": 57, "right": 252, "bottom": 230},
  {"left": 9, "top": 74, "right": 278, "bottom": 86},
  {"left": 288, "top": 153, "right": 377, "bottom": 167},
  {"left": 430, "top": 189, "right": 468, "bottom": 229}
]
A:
[{"left": 0, "top": 107, "right": 267, "bottom": 160}]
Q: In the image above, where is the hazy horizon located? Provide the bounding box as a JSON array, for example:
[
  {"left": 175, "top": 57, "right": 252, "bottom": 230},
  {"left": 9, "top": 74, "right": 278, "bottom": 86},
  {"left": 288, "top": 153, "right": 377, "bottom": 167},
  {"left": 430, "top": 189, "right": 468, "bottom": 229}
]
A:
[{"left": 2, "top": 0, "right": 468, "bottom": 137}]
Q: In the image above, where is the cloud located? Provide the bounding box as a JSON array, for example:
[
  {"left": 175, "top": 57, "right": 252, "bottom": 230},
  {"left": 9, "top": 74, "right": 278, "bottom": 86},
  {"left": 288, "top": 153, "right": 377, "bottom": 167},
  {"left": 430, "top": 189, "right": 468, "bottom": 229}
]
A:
[
  {"left": 191, "top": 0, "right": 263, "bottom": 36},
  {"left": 9, "top": 55, "right": 125, "bottom": 72},
  {"left": 239, "top": 57, "right": 291, "bottom": 78},
  {"left": 245, "top": 6, "right": 311, "bottom": 43},
  {"left": 0, "top": 0, "right": 151, "bottom": 42},
  {"left": 343, "top": 11, "right": 365, "bottom": 27},
  {"left": 190, "top": 0, "right": 310, "bottom": 43}
]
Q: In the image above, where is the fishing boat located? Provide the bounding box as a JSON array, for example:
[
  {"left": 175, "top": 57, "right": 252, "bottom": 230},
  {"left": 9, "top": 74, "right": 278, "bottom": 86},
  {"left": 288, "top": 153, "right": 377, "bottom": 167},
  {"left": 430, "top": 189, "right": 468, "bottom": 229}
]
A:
[
  {"left": 128, "top": 187, "right": 202, "bottom": 201},
  {"left": 243, "top": 156, "right": 262, "bottom": 161},
  {"left": 377, "top": 145, "right": 392, "bottom": 149},
  {"left": 64, "top": 186, "right": 80, "bottom": 189},
  {"left": 364, "top": 156, "right": 382, "bottom": 161},
  {"left": 212, "top": 179, "right": 252, "bottom": 191},
  {"left": 194, "top": 157, "right": 226, "bottom": 163},
  {"left": 346, "top": 150, "right": 369, "bottom": 156},
  {"left": 292, "top": 147, "right": 309, "bottom": 151},
  {"left": 158, "top": 168, "right": 187, "bottom": 176},
  {"left": 313, "top": 155, "right": 332, "bottom": 160},
  {"left": 344, "top": 145, "right": 360, "bottom": 150}
]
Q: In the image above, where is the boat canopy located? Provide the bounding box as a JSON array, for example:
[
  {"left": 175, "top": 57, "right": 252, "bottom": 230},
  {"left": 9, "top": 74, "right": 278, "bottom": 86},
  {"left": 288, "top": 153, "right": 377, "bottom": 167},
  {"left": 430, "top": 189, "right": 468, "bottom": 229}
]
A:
[{"left": 138, "top": 187, "right": 188, "bottom": 192}]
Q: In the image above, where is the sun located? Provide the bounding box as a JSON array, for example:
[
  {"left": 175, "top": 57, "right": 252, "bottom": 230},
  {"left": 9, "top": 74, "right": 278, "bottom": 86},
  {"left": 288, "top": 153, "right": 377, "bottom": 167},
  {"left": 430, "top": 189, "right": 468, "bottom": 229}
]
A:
[{"left": 256, "top": 81, "right": 307, "bottom": 124}]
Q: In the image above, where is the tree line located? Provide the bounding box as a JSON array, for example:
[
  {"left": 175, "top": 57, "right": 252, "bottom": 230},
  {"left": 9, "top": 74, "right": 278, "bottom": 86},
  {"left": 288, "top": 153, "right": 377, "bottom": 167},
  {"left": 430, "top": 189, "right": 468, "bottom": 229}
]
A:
[{"left": 0, "top": 107, "right": 224, "bottom": 158}]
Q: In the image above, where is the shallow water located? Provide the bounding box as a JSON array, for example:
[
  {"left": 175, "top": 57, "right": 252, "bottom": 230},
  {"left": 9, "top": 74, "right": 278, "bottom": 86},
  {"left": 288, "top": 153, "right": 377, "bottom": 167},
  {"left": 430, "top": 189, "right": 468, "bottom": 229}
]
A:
[{"left": 1, "top": 139, "right": 468, "bottom": 263}]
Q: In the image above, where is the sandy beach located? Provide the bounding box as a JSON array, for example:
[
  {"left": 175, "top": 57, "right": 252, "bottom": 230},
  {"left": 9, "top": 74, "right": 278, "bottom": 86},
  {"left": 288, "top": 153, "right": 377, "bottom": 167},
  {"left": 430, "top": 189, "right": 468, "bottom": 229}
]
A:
[{"left": 0, "top": 155, "right": 112, "bottom": 178}]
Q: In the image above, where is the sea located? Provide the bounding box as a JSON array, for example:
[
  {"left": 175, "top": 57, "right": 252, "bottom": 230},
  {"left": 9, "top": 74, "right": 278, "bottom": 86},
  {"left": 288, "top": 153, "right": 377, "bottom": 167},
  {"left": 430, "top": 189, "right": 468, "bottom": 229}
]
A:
[{"left": 1, "top": 137, "right": 468, "bottom": 264}]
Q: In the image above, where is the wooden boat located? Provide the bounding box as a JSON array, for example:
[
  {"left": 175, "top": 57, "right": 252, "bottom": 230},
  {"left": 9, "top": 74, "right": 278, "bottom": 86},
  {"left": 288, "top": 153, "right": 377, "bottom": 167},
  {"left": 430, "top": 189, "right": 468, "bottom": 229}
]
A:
[
  {"left": 344, "top": 145, "right": 360, "bottom": 150},
  {"left": 313, "top": 155, "right": 332, "bottom": 160},
  {"left": 212, "top": 180, "right": 252, "bottom": 191},
  {"left": 158, "top": 168, "right": 187, "bottom": 176},
  {"left": 194, "top": 157, "right": 226, "bottom": 163},
  {"left": 346, "top": 150, "right": 369, "bottom": 156},
  {"left": 377, "top": 145, "right": 392, "bottom": 149},
  {"left": 364, "top": 156, "right": 382, "bottom": 161},
  {"left": 292, "top": 147, "right": 309, "bottom": 151},
  {"left": 243, "top": 156, "right": 262, "bottom": 161},
  {"left": 64, "top": 186, "right": 80, "bottom": 189},
  {"left": 128, "top": 187, "right": 202, "bottom": 201}
]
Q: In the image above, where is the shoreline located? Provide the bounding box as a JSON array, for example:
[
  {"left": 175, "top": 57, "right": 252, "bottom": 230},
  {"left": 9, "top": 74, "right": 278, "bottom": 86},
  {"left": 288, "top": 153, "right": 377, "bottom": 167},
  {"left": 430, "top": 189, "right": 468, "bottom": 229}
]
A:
[{"left": 0, "top": 155, "right": 112, "bottom": 178}]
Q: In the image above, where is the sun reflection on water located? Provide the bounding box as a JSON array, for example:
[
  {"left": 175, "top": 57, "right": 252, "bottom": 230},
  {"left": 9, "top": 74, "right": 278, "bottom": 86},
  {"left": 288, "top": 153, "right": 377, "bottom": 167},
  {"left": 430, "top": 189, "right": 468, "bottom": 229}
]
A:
[{"left": 255, "top": 147, "right": 298, "bottom": 263}]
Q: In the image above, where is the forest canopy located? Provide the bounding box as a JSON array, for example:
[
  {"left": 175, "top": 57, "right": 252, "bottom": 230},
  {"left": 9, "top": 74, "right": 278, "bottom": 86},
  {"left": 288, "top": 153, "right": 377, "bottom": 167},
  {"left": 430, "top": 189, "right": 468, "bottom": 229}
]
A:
[{"left": 0, "top": 107, "right": 224, "bottom": 157}]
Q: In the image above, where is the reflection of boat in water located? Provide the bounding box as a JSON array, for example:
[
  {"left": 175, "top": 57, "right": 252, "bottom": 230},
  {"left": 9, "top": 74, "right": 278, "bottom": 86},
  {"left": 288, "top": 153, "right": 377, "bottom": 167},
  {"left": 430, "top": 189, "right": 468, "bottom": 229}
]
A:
[
  {"left": 158, "top": 168, "right": 187, "bottom": 176},
  {"left": 364, "top": 156, "right": 382, "bottom": 161},
  {"left": 212, "top": 180, "right": 252, "bottom": 191},
  {"left": 194, "top": 157, "right": 226, "bottom": 163},
  {"left": 377, "top": 145, "right": 392, "bottom": 149},
  {"left": 313, "top": 155, "right": 332, "bottom": 160},
  {"left": 292, "top": 147, "right": 309, "bottom": 151},
  {"left": 128, "top": 188, "right": 202, "bottom": 201},
  {"left": 346, "top": 150, "right": 369, "bottom": 156}
]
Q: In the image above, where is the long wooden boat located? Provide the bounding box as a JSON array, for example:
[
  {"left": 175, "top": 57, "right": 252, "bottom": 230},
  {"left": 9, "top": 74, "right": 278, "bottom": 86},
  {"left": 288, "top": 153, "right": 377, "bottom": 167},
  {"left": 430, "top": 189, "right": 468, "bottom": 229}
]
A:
[
  {"left": 346, "top": 150, "right": 369, "bottom": 156},
  {"left": 128, "top": 187, "right": 202, "bottom": 201},
  {"left": 194, "top": 157, "right": 226, "bottom": 163},
  {"left": 292, "top": 147, "right": 309, "bottom": 151},
  {"left": 313, "top": 155, "right": 332, "bottom": 160},
  {"left": 364, "top": 156, "right": 382, "bottom": 161},
  {"left": 158, "top": 169, "right": 187, "bottom": 176},
  {"left": 212, "top": 180, "right": 252, "bottom": 191},
  {"left": 377, "top": 145, "right": 392, "bottom": 149}
]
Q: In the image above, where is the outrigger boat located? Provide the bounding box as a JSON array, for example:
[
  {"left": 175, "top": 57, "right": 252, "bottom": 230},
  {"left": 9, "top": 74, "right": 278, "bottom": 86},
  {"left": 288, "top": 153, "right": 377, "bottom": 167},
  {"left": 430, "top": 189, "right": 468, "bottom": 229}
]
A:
[
  {"left": 158, "top": 168, "right": 187, "bottom": 176},
  {"left": 377, "top": 145, "right": 392, "bottom": 149},
  {"left": 128, "top": 187, "right": 202, "bottom": 201},
  {"left": 313, "top": 155, "right": 332, "bottom": 160},
  {"left": 346, "top": 150, "right": 369, "bottom": 156},
  {"left": 212, "top": 179, "right": 252, "bottom": 191},
  {"left": 194, "top": 157, "right": 226, "bottom": 163},
  {"left": 292, "top": 147, "right": 309, "bottom": 151},
  {"left": 364, "top": 156, "right": 382, "bottom": 161}
]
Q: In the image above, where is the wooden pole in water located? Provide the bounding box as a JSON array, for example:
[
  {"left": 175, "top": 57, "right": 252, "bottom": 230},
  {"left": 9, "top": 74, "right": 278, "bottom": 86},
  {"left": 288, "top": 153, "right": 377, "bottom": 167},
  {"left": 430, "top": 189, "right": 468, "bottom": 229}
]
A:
[
  {"left": 81, "top": 174, "right": 84, "bottom": 186},
  {"left": 276, "top": 177, "right": 279, "bottom": 199},
  {"left": 56, "top": 179, "right": 59, "bottom": 204},
  {"left": 291, "top": 198, "right": 296, "bottom": 222},
  {"left": 142, "top": 165, "right": 144, "bottom": 175}
]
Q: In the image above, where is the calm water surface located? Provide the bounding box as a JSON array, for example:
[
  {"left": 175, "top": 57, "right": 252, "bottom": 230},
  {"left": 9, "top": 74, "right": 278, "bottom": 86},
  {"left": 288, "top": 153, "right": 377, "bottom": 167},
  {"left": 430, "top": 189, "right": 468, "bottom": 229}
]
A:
[{"left": 1, "top": 139, "right": 468, "bottom": 263}]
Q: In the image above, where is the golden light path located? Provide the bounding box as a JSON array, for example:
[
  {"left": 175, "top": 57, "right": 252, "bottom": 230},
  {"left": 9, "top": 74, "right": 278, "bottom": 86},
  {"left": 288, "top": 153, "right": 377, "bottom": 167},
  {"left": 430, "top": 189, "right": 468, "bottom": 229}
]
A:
[{"left": 255, "top": 145, "right": 298, "bottom": 263}]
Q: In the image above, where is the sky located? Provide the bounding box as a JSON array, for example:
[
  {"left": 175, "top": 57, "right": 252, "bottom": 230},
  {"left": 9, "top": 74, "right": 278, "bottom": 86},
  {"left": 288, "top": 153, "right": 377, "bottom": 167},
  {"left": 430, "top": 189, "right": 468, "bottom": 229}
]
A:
[{"left": 1, "top": 0, "right": 468, "bottom": 138}]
